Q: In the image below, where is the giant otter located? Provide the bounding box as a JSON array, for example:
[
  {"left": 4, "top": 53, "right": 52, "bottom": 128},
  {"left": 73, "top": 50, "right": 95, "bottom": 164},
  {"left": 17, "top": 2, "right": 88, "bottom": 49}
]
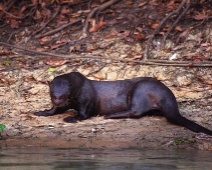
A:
[{"left": 35, "top": 72, "right": 212, "bottom": 135}]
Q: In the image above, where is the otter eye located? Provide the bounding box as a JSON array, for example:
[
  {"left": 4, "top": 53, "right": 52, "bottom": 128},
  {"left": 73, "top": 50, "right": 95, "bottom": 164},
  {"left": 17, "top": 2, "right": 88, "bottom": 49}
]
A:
[{"left": 70, "top": 83, "right": 73, "bottom": 87}]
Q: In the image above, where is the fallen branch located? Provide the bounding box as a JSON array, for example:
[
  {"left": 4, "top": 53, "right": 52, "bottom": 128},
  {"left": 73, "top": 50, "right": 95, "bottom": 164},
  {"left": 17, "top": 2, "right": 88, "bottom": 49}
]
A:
[
  {"left": 32, "top": 6, "right": 61, "bottom": 37},
  {"left": 0, "top": 42, "right": 212, "bottom": 67},
  {"left": 144, "top": 0, "right": 188, "bottom": 60},
  {"left": 35, "top": 18, "right": 82, "bottom": 38},
  {"left": 82, "top": 0, "right": 121, "bottom": 38}
]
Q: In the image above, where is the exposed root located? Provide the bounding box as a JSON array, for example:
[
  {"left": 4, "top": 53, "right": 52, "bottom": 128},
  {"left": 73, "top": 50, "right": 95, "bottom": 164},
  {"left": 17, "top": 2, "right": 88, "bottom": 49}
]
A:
[{"left": 1, "top": 42, "right": 212, "bottom": 67}]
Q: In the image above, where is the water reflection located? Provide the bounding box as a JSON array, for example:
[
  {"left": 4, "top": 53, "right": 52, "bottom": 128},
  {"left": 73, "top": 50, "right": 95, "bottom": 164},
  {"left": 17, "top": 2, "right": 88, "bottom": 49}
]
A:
[{"left": 0, "top": 147, "right": 211, "bottom": 170}]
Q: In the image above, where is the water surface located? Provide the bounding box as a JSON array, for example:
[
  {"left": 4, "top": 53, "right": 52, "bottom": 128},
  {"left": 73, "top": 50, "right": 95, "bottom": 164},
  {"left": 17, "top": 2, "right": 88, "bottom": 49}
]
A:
[{"left": 0, "top": 147, "right": 212, "bottom": 170}]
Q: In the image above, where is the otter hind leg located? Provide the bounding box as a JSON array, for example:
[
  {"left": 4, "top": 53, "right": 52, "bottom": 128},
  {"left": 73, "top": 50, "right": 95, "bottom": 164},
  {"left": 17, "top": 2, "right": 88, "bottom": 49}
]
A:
[{"left": 105, "top": 92, "right": 158, "bottom": 119}]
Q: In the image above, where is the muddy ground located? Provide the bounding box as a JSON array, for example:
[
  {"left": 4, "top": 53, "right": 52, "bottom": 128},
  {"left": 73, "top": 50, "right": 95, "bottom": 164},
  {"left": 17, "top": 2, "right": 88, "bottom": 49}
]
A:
[
  {"left": 0, "top": 64, "right": 212, "bottom": 150},
  {"left": 0, "top": 0, "right": 212, "bottom": 150}
]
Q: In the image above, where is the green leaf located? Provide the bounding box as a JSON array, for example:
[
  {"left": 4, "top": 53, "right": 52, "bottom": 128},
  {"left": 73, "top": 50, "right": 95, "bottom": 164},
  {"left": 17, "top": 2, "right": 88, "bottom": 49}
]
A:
[
  {"left": 0, "top": 124, "right": 6, "bottom": 131},
  {"left": 2, "top": 60, "right": 11, "bottom": 66},
  {"left": 48, "top": 67, "right": 55, "bottom": 72}
]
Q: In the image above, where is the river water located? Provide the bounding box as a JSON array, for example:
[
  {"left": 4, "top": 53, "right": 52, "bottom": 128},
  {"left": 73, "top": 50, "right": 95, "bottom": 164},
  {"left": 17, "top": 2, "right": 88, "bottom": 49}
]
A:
[{"left": 0, "top": 147, "right": 212, "bottom": 170}]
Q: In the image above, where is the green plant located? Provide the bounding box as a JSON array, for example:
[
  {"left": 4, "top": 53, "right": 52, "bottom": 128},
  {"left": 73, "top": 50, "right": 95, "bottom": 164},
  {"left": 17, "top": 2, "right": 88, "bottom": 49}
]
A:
[
  {"left": 0, "top": 124, "right": 6, "bottom": 131},
  {"left": 173, "top": 138, "right": 184, "bottom": 145}
]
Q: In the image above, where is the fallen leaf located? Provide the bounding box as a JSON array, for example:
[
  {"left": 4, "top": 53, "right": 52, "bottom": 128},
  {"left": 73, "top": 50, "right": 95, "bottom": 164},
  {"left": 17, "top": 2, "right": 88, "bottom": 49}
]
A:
[
  {"left": 28, "top": 88, "right": 39, "bottom": 95},
  {"left": 162, "top": 48, "right": 171, "bottom": 53},
  {"left": 206, "top": 46, "right": 212, "bottom": 52},
  {"left": 83, "top": 9, "right": 91, "bottom": 13},
  {"left": 201, "top": 43, "right": 210, "bottom": 47},
  {"left": 89, "top": 16, "right": 106, "bottom": 33},
  {"left": 192, "top": 55, "right": 205, "bottom": 62},
  {"left": 166, "top": 0, "right": 175, "bottom": 6},
  {"left": 174, "top": 26, "right": 182, "bottom": 31},
  {"left": 34, "top": 10, "right": 42, "bottom": 20},
  {"left": 21, "top": 5, "right": 27, "bottom": 12},
  {"left": 125, "top": 1, "right": 133, "bottom": 5},
  {"left": 39, "top": 37, "right": 52, "bottom": 45},
  {"left": 24, "top": 76, "right": 36, "bottom": 82},
  {"left": 193, "top": 13, "right": 208, "bottom": 20},
  {"left": 92, "top": 73, "right": 105, "bottom": 80},
  {"left": 204, "top": 80, "right": 212, "bottom": 85},
  {"left": 104, "top": 32, "right": 116, "bottom": 39},
  {"left": 136, "top": 27, "right": 143, "bottom": 32},
  {"left": 134, "top": 32, "right": 144, "bottom": 40},
  {"left": 138, "top": 2, "right": 147, "bottom": 7},
  {"left": 130, "top": 54, "right": 143, "bottom": 60},
  {"left": 11, "top": 19, "right": 19, "bottom": 28},
  {"left": 50, "top": 39, "right": 67, "bottom": 49},
  {"left": 50, "top": 43, "right": 64, "bottom": 49},
  {"left": 45, "top": 57, "right": 69, "bottom": 66},
  {"left": 150, "top": 23, "right": 158, "bottom": 29}
]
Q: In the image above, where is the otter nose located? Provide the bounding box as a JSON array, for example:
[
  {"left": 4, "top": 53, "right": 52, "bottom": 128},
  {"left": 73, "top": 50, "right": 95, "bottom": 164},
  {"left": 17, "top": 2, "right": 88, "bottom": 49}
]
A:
[{"left": 53, "top": 99, "right": 63, "bottom": 106}]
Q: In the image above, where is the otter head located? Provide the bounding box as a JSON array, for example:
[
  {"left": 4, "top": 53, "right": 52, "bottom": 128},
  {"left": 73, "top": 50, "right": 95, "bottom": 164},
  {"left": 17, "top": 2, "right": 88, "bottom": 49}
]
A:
[{"left": 49, "top": 76, "right": 72, "bottom": 107}]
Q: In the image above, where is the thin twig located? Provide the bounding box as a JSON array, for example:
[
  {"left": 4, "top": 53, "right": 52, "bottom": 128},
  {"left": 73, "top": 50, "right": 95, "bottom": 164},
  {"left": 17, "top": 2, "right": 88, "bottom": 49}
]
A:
[
  {"left": 0, "top": 42, "right": 212, "bottom": 67},
  {"left": 0, "top": 9, "right": 25, "bottom": 19},
  {"left": 0, "top": 0, "right": 17, "bottom": 19},
  {"left": 88, "top": 0, "right": 94, "bottom": 9},
  {"left": 144, "top": 0, "right": 188, "bottom": 60},
  {"left": 35, "top": 18, "right": 82, "bottom": 38},
  {"left": 7, "top": 30, "right": 18, "bottom": 42},
  {"left": 162, "top": 1, "right": 191, "bottom": 47},
  {"left": 32, "top": 6, "right": 61, "bottom": 36}
]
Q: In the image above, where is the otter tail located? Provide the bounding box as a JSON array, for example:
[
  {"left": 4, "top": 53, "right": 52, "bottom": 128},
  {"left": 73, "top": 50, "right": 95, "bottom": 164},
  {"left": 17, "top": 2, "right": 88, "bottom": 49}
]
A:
[{"left": 166, "top": 114, "right": 212, "bottom": 136}]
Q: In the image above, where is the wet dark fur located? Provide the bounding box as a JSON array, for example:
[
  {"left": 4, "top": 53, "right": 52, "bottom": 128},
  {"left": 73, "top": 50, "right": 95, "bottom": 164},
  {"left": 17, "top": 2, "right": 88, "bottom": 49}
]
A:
[{"left": 35, "top": 72, "right": 212, "bottom": 135}]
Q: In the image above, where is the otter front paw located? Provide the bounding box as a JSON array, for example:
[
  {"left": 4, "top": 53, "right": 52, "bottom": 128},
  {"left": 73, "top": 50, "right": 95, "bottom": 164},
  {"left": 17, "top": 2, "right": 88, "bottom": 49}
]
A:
[
  {"left": 34, "top": 111, "right": 53, "bottom": 116},
  {"left": 63, "top": 116, "right": 79, "bottom": 123},
  {"left": 104, "top": 114, "right": 117, "bottom": 119},
  {"left": 104, "top": 115, "right": 110, "bottom": 119}
]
